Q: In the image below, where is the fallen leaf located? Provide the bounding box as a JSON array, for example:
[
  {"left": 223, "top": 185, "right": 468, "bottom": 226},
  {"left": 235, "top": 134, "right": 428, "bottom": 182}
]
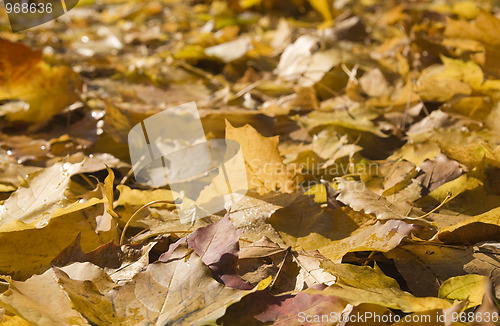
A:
[
  {"left": 307, "top": 262, "right": 453, "bottom": 312},
  {"left": 52, "top": 234, "right": 156, "bottom": 284},
  {"left": 0, "top": 161, "right": 84, "bottom": 231},
  {"left": 0, "top": 201, "right": 117, "bottom": 280},
  {"left": 438, "top": 274, "right": 487, "bottom": 309},
  {"left": 0, "top": 39, "right": 82, "bottom": 123},
  {"left": 417, "top": 56, "right": 483, "bottom": 102},
  {"left": 416, "top": 153, "right": 463, "bottom": 193},
  {"left": 359, "top": 68, "right": 392, "bottom": 98},
  {"left": 186, "top": 214, "right": 252, "bottom": 289},
  {"left": 205, "top": 36, "right": 253, "bottom": 62},
  {"left": 334, "top": 178, "right": 429, "bottom": 221},
  {"left": 385, "top": 244, "right": 474, "bottom": 297},
  {"left": 0, "top": 268, "right": 90, "bottom": 326},
  {"left": 219, "top": 286, "right": 348, "bottom": 326},
  {"left": 55, "top": 245, "right": 271, "bottom": 325},
  {"left": 225, "top": 121, "right": 298, "bottom": 194},
  {"left": 318, "top": 219, "right": 421, "bottom": 262},
  {"left": 471, "top": 284, "right": 500, "bottom": 326}
]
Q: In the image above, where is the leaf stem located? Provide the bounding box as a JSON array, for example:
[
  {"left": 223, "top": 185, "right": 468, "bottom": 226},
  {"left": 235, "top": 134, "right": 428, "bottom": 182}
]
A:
[
  {"left": 119, "top": 200, "right": 174, "bottom": 246},
  {"left": 419, "top": 192, "right": 452, "bottom": 219}
]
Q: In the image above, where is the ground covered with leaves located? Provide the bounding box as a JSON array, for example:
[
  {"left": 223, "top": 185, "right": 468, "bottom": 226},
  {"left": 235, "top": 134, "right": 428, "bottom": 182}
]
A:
[{"left": 1, "top": 0, "right": 500, "bottom": 325}]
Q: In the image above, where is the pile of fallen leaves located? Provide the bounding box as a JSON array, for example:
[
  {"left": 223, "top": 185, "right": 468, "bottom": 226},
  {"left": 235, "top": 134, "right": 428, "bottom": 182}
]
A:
[{"left": 1, "top": 0, "right": 500, "bottom": 324}]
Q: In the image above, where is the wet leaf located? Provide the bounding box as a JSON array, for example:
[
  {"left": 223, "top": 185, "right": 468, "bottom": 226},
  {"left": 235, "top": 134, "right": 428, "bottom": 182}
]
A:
[{"left": 0, "top": 161, "right": 84, "bottom": 231}]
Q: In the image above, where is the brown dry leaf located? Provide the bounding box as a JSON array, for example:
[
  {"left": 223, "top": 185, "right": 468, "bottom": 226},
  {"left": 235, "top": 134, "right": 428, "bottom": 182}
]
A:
[
  {"left": 0, "top": 201, "right": 117, "bottom": 280},
  {"left": 0, "top": 39, "right": 82, "bottom": 123},
  {"left": 311, "top": 130, "right": 362, "bottom": 164},
  {"left": 0, "top": 268, "right": 90, "bottom": 326},
  {"left": 436, "top": 206, "right": 500, "bottom": 244},
  {"left": 380, "top": 159, "right": 417, "bottom": 196},
  {"left": 186, "top": 214, "right": 252, "bottom": 289},
  {"left": 225, "top": 121, "right": 298, "bottom": 194},
  {"left": 444, "top": 11, "right": 500, "bottom": 75},
  {"left": 219, "top": 287, "right": 348, "bottom": 326},
  {"left": 113, "top": 184, "right": 177, "bottom": 228},
  {"left": 52, "top": 234, "right": 157, "bottom": 284},
  {"left": 0, "top": 159, "right": 118, "bottom": 279},
  {"left": 464, "top": 243, "right": 500, "bottom": 298},
  {"left": 334, "top": 178, "right": 429, "bottom": 221},
  {"left": 292, "top": 251, "right": 337, "bottom": 290},
  {"left": 416, "top": 153, "right": 462, "bottom": 193},
  {"left": 306, "top": 262, "right": 453, "bottom": 313},
  {"left": 0, "top": 262, "right": 117, "bottom": 326},
  {"left": 204, "top": 36, "right": 253, "bottom": 62},
  {"left": 299, "top": 106, "right": 390, "bottom": 139},
  {"left": 267, "top": 193, "right": 420, "bottom": 262},
  {"left": 318, "top": 219, "right": 421, "bottom": 262},
  {"left": 54, "top": 245, "right": 271, "bottom": 325},
  {"left": 385, "top": 244, "right": 474, "bottom": 297},
  {"left": 444, "top": 11, "right": 500, "bottom": 45},
  {"left": 0, "top": 149, "right": 40, "bottom": 191},
  {"left": 238, "top": 236, "right": 290, "bottom": 286},
  {"left": 416, "top": 57, "right": 483, "bottom": 102},
  {"left": 471, "top": 284, "right": 500, "bottom": 326},
  {"left": 4, "top": 0, "right": 500, "bottom": 323},
  {"left": 238, "top": 237, "right": 336, "bottom": 291},
  {"left": 389, "top": 141, "right": 441, "bottom": 166},
  {"left": 111, "top": 184, "right": 219, "bottom": 243},
  {"left": 268, "top": 194, "right": 367, "bottom": 251},
  {"left": 406, "top": 110, "right": 454, "bottom": 140},
  {"left": 359, "top": 68, "right": 392, "bottom": 98}
]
